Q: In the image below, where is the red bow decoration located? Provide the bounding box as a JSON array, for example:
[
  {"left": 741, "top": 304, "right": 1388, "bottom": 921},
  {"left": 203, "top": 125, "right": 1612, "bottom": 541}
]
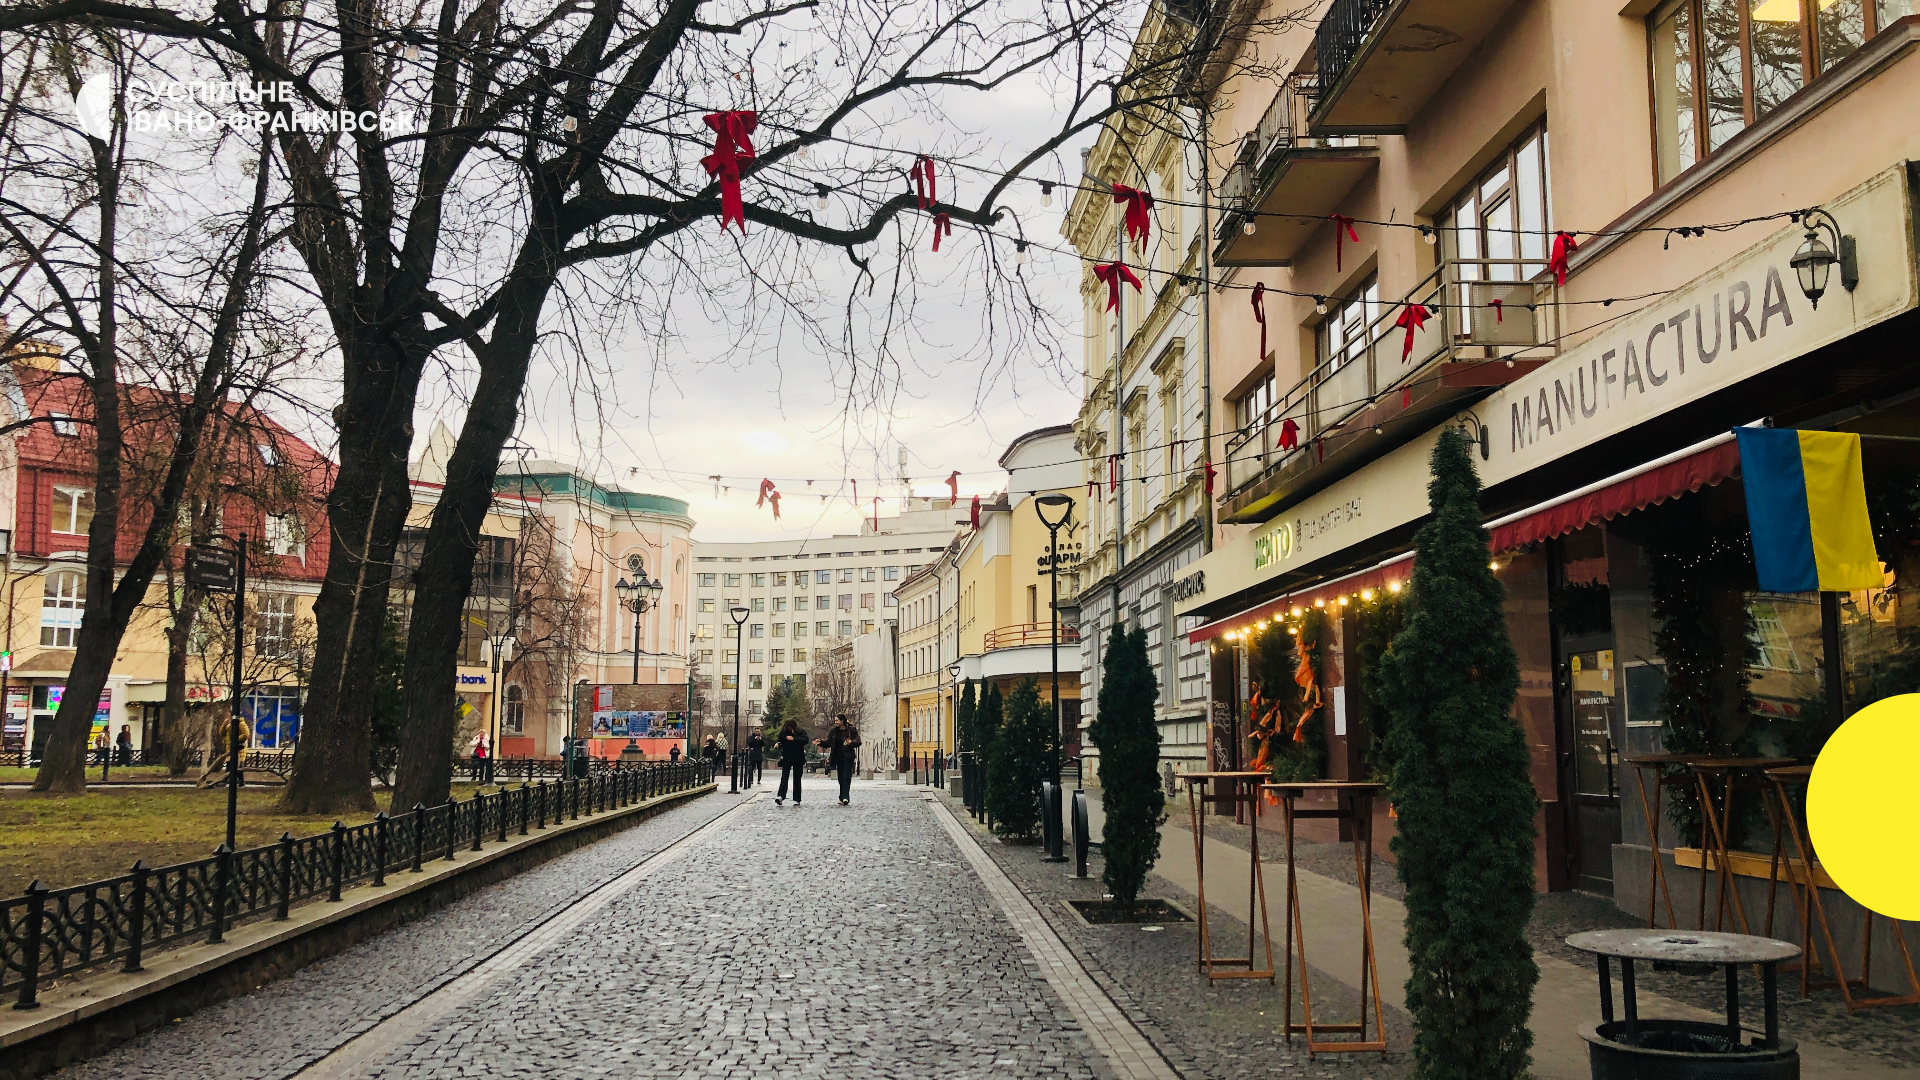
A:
[
  {"left": 969, "top": 494, "right": 981, "bottom": 529},
  {"left": 1487, "top": 298, "right": 1504, "bottom": 323},
  {"left": 1204, "top": 459, "right": 1217, "bottom": 495},
  {"left": 701, "top": 111, "right": 758, "bottom": 233},
  {"left": 1086, "top": 480, "right": 1100, "bottom": 501},
  {"left": 1315, "top": 437, "right": 1325, "bottom": 463},
  {"left": 1393, "top": 303, "right": 1430, "bottom": 362},
  {"left": 769, "top": 491, "right": 782, "bottom": 519},
  {"left": 1278, "top": 417, "right": 1299, "bottom": 451},
  {"left": 1402, "top": 385, "right": 1412, "bottom": 410},
  {"left": 1093, "top": 261, "right": 1142, "bottom": 312},
  {"left": 931, "top": 212, "right": 952, "bottom": 252},
  {"left": 911, "top": 156, "right": 937, "bottom": 210},
  {"left": 1252, "top": 282, "right": 1267, "bottom": 362},
  {"left": 1549, "top": 231, "right": 1579, "bottom": 286},
  {"left": 1107, "top": 453, "right": 1120, "bottom": 492},
  {"left": 757, "top": 478, "right": 776, "bottom": 507},
  {"left": 1330, "top": 214, "right": 1359, "bottom": 272},
  {"left": 945, "top": 471, "right": 961, "bottom": 501},
  {"left": 1113, "top": 183, "right": 1154, "bottom": 248}
]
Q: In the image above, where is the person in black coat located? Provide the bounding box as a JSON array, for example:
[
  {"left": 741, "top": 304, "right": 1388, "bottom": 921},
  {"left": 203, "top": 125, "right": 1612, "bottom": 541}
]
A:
[
  {"left": 746, "top": 730, "right": 766, "bottom": 786},
  {"left": 775, "top": 719, "right": 807, "bottom": 806},
  {"left": 819, "top": 716, "right": 862, "bottom": 806}
]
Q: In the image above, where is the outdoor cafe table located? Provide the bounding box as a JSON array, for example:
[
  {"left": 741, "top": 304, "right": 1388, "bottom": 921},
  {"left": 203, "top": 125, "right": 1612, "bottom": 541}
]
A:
[
  {"left": 1262, "top": 781, "right": 1387, "bottom": 1056},
  {"left": 1177, "top": 771, "right": 1274, "bottom": 982},
  {"left": 1623, "top": 753, "right": 1792, "bottom": 932}
]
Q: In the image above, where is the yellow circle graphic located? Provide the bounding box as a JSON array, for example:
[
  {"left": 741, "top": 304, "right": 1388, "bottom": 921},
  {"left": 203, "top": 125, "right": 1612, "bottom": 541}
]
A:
[{"left": 1807, "top": 693, "right": 1920, "bottom": 920}]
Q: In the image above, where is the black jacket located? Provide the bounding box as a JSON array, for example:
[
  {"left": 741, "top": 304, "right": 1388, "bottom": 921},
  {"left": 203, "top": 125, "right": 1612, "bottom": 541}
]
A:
[
  {"left": 776, "top": 730, "right": 809, "bottom": 766},
  {"left": 747, "top": 733, "right": 766, "bottom": 761},
  {"left": 823, "top": 726, "right": 862, "bottom": 766}
]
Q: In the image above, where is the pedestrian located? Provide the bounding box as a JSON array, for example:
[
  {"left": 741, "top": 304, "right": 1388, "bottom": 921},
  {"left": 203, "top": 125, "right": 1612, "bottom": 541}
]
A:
[
  {"left": 703, "top": 734, "right": 721, "bottom": 771},
  {"left": 747, "top": 730, "right": 766, "bottom": 786},
  {"left": 775, "top": 718, "right": 807, "bottom": 806},
  {"left": 819, "top": 715, "right": 862, "bottom": 806},
  {"left": 115, "top": 724, "right": 133, "bottom": 766},
  {"left": 92, "top": 727, "right": 110, "bottom": 766},
  {"left": 668, "top": 743, "right": 681, "bottom": 764}
]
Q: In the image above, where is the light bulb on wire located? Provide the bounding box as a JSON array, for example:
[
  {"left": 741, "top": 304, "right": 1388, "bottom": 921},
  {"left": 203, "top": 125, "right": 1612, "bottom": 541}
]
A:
[
  {"left": 1242, "top": 218, "right": 1256, "bottom": 236},
  {"left": 1040, "top": 181, "right": 1054, "bottom": 207},
  {"left": 815, "top": 183, "right": 830, "bottom": 211},
  {"left": 1314, "top": 296, "right": 1328, "bottom": 315},
  {"left": 1014, "top": 240, "right": 1029, "bottom": 266},
  {"left": 404, "top": 43, "right": 419, "bottom": 61}
]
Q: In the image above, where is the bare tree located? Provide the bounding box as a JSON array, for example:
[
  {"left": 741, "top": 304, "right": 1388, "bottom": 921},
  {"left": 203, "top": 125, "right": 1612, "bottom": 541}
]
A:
[{"left": 810, "top": 638, "right": 864, "bottom": 730}]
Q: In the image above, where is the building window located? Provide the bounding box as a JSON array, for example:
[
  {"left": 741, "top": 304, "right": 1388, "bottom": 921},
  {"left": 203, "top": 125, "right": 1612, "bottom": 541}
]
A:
[
  {"left": 257, "top": 443, "right": 280, "bottom": 466},
  {"left": 265, "top": 513, "right": 305, "bottom": 558},
  {"left": 749, "top": 699, "right": 763, "bottom": 715},
  {"left": 503, "top": 684, "right": 525, "bottom": 734},
  {"left": 861, "top": 620, "right": 875, "bottom": 635},
  {"left": 52, "top": 486, "right": 94, "bottom": 535},
  {"left": 838, "top": 593, "right": 853, "bottom": 610},
  {"left": 750, "top": 573, "right": 766, "bottom": 587},
  {"left": 774, "top": 597, "right": 787, "bottom": 612},
  {"left": 816, "top": 569, "right": 832, "bottom": 585},
  {"left": 794, "top": 596, "right": 808, "bottom": 611},
  {"left": 722, "top": 674, "right": 737, "bottom": 689},
  {"left": 749, "top": 655, "right": 764, "bottom": 669},
  {"left": 699, "top": 598, "right": 715, "bottom": 612},
  {"left": 40, "top": 570, "right": 85, "bottom": 647},
  {"left": 1233, "top": 372, "right": 1274, "bottom": 430},
  {"left": 699, "top": 650, "right": 714, "bottom": 663},
  {"left": 1441, "top": 126, "right": 1550, "bottom": 284},
  {"left": 860, "top": 593, "right": 875, "bottom": 609},
  {"left": 884, "top": 566, "right": 900, "bottom": 581},
  {"left": 750, "top": 623, "right": 765, "bottom": 638},
  {"left": 724, "top": 624, "right": 739, "bottom": 639},
  {"left": 772, "top": 649, "right": 786, "bottom": 662},
  {"left": 862, "top": 567, "right": 876, "bottom": 581},
  {"left": 794, "top": 648, "right": 808, "bottom": 662},
  {"left": 818, "top": 621, "right": 832, "bottom": 636},
  {"left": 774, "top": 572, "right": 788, "bottom": 586},
  {"left": 697, "top": 623, "right": 714, "bottom": 638},
  {"left": 699, "top": 573, "right": 716, "bottom": 587},
  {"left": 723, "top": 649, "right": 738, "bottom": 664},
  {"left": 838, "top": 620, "right": 853, "bottom": 636},
  {"left": 725, "top": 573, "right": 742, "bottom": 587},
  {"left": 752, "top": 597, "right": 765, "bottom": 612},
  {"left": 256, "top": 592, "right": 297, "bottom": 658},
  {"left": 1651, "top": 0, "right": 1886, "bottom": 184},
  {"left": 1316, "top": 278, "right": 1382, "bottom": 373},
  {"left": 794, "top": 621, "right": 809, "bottom": 637},
  {"left": 837, "top": 568, "right": 853, "bottom": 583},
  {"left": 49, "top": 412, "right": 78, "bottom": 436},
  {"left": 772, "top": 623, "right": 786, "bottom": 637},
  {"left": 885, "top": 594, "right": 898, "bottom": 607}
]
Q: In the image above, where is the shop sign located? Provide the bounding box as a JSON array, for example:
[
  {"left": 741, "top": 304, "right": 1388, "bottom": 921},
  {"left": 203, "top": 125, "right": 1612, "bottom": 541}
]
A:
[
  {"left": 1254, "top": 498, "right": 1364, "bottom": 570},
  {"left": 1169, "top": 570, "right": 1206, "bottom": 601},
  {"left": 1253, "top": 522, "right": 1293, "bottom": 570},
  {"left": 457, "top": 673, "right": 488, "bottom": 686}
]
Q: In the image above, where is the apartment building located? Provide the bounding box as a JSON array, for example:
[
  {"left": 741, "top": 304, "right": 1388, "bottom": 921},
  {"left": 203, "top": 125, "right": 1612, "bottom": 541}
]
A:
[
  {"left": 1066, "top": 10, "right": 1218, "bottom": 782},
  {"left": 690, "top": 503, "right": 958, "bottom": 723},
  {"left": 1165, "top": 0, "right": 1920, "bottom": 930}
]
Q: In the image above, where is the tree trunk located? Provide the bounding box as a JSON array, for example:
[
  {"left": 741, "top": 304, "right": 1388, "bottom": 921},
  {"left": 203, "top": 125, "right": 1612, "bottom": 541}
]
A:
[
  {"left": 161, "top": 586, "right": 204, "bottom": 776},
  {"left": 281, "top": 331, "right": 426, "bottom": 814}
]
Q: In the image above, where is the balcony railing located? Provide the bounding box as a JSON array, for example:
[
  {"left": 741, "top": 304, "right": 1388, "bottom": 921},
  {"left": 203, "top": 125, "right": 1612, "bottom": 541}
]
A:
[
  {"left": 1215, "top": 76, "right": 1373, "bottom": 231},
  {"left": 1313, "top": 0, "right": 1391, "bottom": 104},
  {"left": 1222, "top": 257, "right": 1558, "bottom": 505},
  {"left": 984, "top": 622, "right": 1084, "bottom": 650},
  {"left": 1213, "top": 75, "right": 1379, "bottom": 263}
]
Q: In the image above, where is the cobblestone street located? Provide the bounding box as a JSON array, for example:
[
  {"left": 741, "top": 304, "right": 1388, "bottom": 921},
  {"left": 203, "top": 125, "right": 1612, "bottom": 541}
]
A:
[{"left": 55, "top": 783, "right": 1164, "bottom": 1080}]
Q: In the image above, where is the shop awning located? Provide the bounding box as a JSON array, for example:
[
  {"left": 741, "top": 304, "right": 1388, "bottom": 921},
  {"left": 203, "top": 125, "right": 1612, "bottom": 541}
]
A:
[
  {"left": 1187, "top": 433, "right": 1742, "bottom": 646},
  {"left": 1485, "top": 433, "right": 1740, "bottom": 552}
]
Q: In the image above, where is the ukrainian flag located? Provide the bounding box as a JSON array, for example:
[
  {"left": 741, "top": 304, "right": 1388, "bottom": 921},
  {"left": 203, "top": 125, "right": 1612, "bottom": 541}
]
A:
[{"left": 1736, "top": 428, "right": 1883, "bottom": 593}]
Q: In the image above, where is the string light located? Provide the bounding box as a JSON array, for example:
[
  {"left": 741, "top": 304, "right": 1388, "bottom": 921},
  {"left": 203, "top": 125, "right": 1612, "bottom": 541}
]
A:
[
  {"left": 562, "top": 115, "right": 578, "bottom": 132},
  {"left": 1314, "top": 296, "right": 1328, "bottom": 314},
  {"left": 1040, "top": 181, "right": 1055, "bottom": 207},
  {"left": 1015, "top": 239, "right": 1029, "bottom": 265},
  {"left": 1489, "top": 560, "right": 1501, "bottom": 571},
  {"left": 404, "top": 43, "right": 419, "bottom": 60},
  {"left": 1388, "top": 582, "right": 1402, "bottom": 594},
  {"left": 815, "top": 183, "right": 831, "bottom": 211},
  {"left": 1242, "top": 219, "right": 1256, "bottom": 236},
  {"left": 1420, "top": 225, "right": 1437, "bottom": 245},
  {"left": 1360, "top": 589, "right": 1373, "bottom": 601}
]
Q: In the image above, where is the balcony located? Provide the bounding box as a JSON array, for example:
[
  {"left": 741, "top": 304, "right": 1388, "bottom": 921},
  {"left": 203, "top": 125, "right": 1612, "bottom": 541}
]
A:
[
  {"left": 1310, "top": 0, "right": 1525, "bottom": 135},
  {"left": 1219, "top": 258, "right": 1556, "bottom": 524},
  {"left": 1213, "top": 75, "right": 1379, "bottom": 267},
  {"left": 984, "top": 622, "right": 1083, "bottom": 651}
]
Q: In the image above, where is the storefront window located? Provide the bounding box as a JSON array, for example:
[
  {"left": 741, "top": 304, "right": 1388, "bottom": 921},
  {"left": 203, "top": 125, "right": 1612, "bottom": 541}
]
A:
[
  {"left": 245, "top": 687, "right": 301, "bottom": 748},
  {"left": 41, "top": 571, "right": 85, "bottom": 647}
]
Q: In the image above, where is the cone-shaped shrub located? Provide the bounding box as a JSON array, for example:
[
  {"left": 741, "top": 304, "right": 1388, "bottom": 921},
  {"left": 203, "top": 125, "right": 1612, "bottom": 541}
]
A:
[
  {"left": 1376, "top": 431, "right": 1538, "bottom": 1080},
  {"left": 1089, "top": 623, "right": 1162, "bottom": 914},
  {"left": 986, "top": 677, "right": 1049, "bottom": 839}
]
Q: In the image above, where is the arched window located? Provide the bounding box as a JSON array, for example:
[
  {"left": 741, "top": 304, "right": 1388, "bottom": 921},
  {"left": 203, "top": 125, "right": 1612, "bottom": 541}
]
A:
[
  {"left": 41, "top": 571, "right": 85, "bottom": 647},
  {"left": 503, "top": 684, "right": 525, "bottom": 735}
]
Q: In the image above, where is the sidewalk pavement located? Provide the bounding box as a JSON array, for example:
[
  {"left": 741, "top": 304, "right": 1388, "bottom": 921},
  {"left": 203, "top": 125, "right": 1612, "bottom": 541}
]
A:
[{"left": 1085, "top": 789, "right": 1912, "bottom": 1079}]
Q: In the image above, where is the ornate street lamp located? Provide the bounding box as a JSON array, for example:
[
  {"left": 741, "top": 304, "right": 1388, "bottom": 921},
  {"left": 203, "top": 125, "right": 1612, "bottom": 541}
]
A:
[
  {"left": 1790, "top": 208, "right": 1857, "bottom": 309},
  {"left": 480, "top": 627, "right": 517, "bottom": 785},
  {"left": 728, "top": 604, "right": 750, "bottom": 793},
  {"left": 1035, "top": 492, "right": 1075, "bottom": 864},
  {"left": 614, "top": 554, "right": 666, "bottom": 685}
]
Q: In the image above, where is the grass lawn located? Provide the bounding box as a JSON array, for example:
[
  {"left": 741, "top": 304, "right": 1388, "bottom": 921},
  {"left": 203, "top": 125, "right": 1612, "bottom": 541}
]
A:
[
  {"left": 0, "top": 782, "right": 512, "bottom": 896},
  {"left": 0, "top": 766, "right": 182, "bottom": 784}
]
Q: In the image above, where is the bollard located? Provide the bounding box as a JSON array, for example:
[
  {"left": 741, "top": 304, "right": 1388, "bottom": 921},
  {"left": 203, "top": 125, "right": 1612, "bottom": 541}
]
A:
[
  {"left": 124, "top": 862, "right": 150, "bottom": 973},
  {"left": 1072, "top": 790, "right": 1091, "bottom": 879},
  {"left": 1041, "top": 782, "right": 1065, "bottom": 863}
]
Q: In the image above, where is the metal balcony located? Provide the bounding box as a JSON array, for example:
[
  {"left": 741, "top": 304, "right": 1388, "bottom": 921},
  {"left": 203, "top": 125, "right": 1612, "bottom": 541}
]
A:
[
  {"left": 984, "top": 622, "right": 1084, "bottom": 650},
  {"left": 1219, "top": 257, "right": 1557, "bottom": 524},
  {"left": 1310, "top": 0, "right": 1526, "bottom": 135},
  {"left": 1213, "top": 74, "right": 1379, "bottom": 267}
]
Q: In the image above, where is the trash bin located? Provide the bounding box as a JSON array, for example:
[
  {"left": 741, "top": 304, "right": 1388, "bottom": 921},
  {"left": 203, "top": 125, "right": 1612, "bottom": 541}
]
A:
[{"left": 1566, "top": 930, "right": 1800, "bottom": 1080}]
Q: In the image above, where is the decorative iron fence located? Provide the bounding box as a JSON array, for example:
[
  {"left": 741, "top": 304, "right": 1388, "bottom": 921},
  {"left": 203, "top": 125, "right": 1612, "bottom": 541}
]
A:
[
  {"left": 1, "top": 760, "right": 713, "bottom": 1006},
  {"left": 0, "top": 748, "right": 205, "bottom": 770},
  {"left": 1313, "top": 0, "right": 1392, "bottom": 100}
]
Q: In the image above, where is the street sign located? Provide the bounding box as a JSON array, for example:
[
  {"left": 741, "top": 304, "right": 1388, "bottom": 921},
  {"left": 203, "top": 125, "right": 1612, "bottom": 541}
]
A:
[{"left": 186, "top": 545, "right": 237, "bottom": 592}]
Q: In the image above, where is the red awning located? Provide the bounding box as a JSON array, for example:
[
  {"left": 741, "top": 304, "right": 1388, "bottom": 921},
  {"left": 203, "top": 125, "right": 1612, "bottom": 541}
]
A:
[
  {"left": 1486, "top": 435, "right": 1739, "bottom": 552},
  {"left": 1188, "top": 433, "right": 1741, "bottom": 646}
]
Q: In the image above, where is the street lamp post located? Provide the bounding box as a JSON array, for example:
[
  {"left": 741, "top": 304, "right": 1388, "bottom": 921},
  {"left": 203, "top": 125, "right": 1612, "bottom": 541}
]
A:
[
  {"left": 613, "top": 555, "right": 666, "bottom": 685},
  {"left": 946, "top": 660, "right": 961, "bottom": 785},
  {"left": 1035, "top": 493, "right": 1075, "bottom": 864},
  {"left": 481, "top": 628, "right": 517, "bottom": 786},
  {"left": 728, "top": 604, "right": 750, "bottom": 793}
]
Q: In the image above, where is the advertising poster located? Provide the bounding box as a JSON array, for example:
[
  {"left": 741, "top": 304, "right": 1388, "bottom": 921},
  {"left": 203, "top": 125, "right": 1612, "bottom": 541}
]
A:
[
  {"left": 609, "top": 713, "right": 628, "bottom": 738},
  {"left": 591, "top": 711, "right": 614, "bottom": 737},
  {"left": 631, "top": 711, "right": 655, "bottom": 737}
]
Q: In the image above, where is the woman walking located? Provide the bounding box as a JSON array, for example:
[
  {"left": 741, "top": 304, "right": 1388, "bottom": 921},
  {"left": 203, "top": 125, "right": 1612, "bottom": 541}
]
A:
[
  {"left": 820, "top": 716, "right": 862, "bottom": 806},
  {"left": 775, "top": 718, "right": 807, "bottom": 806}
]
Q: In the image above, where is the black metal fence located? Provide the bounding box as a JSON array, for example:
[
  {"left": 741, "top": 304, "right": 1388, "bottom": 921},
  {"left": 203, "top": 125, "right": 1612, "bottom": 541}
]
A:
[
  {"left": 907, "top": 751, "right": 946, "bottom": 789},
  {"left": 1, "top": 760, "right": 712, "bottom": 1007},
  {"left": 0, "top": 748, "right": 206, "bottom": 770},
  {"left": 1313, "top": 0, "right": 1391, "bottom": 100}
]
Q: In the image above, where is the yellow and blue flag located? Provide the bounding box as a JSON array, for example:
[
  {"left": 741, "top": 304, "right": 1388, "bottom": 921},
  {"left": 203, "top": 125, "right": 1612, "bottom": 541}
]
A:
[{"left": 1735, "top": 428, "right": 1883, "bottom": 593}]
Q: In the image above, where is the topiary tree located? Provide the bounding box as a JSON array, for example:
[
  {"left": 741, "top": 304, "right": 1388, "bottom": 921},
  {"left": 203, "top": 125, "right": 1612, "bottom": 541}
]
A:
[
  {"left": 977, "top": 681, "right": 1004, "bottom": 760},
  {"left": 956, "top": 678, "right": 979, "bottom": 755},
  {"left": 1376, "top": 431, "right": 1538, "bottom": 1080},
  {"left": 985, "top": 677, "right": 1049, "bottom": 840},
  {"left": 1089, "top": 623, "right": 1163, "bottom": 914}
]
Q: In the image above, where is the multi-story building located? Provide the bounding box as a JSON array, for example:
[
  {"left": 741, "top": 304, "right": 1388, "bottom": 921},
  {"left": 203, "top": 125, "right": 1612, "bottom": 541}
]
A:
[
  {"left": 1066, "top": 15, "right": 1217, "bottom": 781},
  {"left": 1, "top": 355, "right": 331, "bottom": 757},
  {"left": 689, "top": 504, "right": 957, "bottom": 730},
  {"left": 1172, "top": 0, "right": 1920, "bottom": 936},
  {"left": 894, "top": 535, "right": 960, "bottom": 761}
]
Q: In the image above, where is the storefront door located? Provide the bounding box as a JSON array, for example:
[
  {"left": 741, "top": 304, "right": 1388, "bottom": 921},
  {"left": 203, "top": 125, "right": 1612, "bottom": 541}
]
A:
[{"left": 1562, "top": 649, "right": 1622, "bottom": 892}]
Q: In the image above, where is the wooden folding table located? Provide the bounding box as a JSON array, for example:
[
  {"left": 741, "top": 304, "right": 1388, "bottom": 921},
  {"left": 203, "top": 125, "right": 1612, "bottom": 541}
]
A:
[
  {"left": 1622, "top": 752, "right": 1700, "bottom": 930},
  {"left": 1178, "top": 771, "right": 1275, "bottom": 981},
  {"left": 1263, "top": 781, "right": 1387, "bottom": 1056},
  {"left": 1687, "top": 756, "right": 1794, "bottom": 934}
]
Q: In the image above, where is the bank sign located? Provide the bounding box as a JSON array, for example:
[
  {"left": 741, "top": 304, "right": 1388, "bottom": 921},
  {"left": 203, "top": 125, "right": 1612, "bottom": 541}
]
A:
[{"left": 1245, "top": 164, "right": 1917, "bottom": 577}]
